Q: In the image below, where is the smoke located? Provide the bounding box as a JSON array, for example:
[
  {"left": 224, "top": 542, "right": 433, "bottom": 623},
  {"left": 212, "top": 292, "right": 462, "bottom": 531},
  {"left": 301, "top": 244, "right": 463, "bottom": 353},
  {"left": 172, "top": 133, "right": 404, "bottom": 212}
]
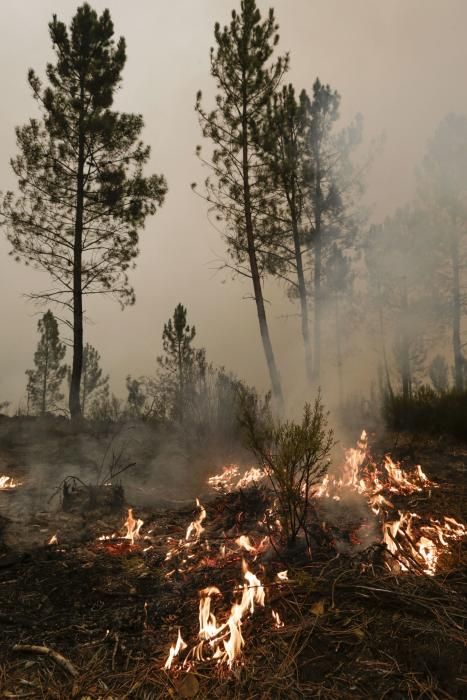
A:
[{"left": 1, "top": 1, "right": 467, "bottom": 411}]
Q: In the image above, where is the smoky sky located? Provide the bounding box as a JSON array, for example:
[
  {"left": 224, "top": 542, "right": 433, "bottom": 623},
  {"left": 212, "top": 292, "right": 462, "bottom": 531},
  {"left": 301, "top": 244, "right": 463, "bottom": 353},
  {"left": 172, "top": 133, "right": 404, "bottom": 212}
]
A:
[{"left": 1, "top": 0, "right": 467, "bottom": 409}]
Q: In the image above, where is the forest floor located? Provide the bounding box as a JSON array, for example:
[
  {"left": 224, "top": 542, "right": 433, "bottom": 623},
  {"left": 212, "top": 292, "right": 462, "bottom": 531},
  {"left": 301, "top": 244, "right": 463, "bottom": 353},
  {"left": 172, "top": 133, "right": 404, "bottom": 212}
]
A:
[{"left": 0, "top": 420, "right": 465, "bottom": 699}]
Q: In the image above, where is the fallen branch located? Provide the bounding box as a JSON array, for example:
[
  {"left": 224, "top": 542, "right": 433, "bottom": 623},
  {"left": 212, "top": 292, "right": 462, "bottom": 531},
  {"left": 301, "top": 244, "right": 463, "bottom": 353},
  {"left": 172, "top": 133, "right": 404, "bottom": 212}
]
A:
[{"left": 12, "top": 644, "right": 78, "bottom": 677}]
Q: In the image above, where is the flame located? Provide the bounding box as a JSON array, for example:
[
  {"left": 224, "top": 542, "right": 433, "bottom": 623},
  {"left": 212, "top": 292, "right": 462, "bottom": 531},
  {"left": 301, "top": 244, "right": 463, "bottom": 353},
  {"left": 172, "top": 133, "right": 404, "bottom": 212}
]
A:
[
  {"left": 382, "top": 510, "right": 465, "bottom": 576},
  {"left": 235, "top": 535, "right": 255, "bottom": 552},
  {"left": 186, "top": 499, "right": 206, "bottom": 542},
  {"left": 123, "top": 508, "right": 144, "bottom": 545},
  {"left": 164, "top": 558, "right": 267, "bottom": 670},
  {"left": 0, "top": 475, "right": 22, "bottom": 489},
  {"left": 276, "top": 570, "right": 288, "bottom": 581},
  {"left": 312, "top": 430, "right": 464, "bottom": 576},
  {"left": 48, "top": 534, "right": 58, "bottom": 545},
  {"left": 208, "top": 465, "right": 265, "bottom": 493},
  {"left": 164, "top": 629, "right": 187, "bottom": 670},
  {"left": 272, "top": 610, "right": 284, "bottom": 628}
]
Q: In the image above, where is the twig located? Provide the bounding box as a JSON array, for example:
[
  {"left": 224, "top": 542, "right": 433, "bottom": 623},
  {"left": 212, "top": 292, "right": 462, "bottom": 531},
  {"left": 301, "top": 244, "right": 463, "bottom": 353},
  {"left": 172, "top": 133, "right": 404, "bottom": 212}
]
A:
[{"left": 12, "top": 644, "right": 78, "bottom": 677}]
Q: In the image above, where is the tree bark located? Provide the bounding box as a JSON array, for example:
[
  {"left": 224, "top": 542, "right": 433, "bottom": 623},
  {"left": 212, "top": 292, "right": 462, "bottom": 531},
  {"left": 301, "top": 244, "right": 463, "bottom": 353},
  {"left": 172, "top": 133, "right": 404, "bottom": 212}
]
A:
[
  {"left": 335, "top": 294, "right": 343, "bottom": 408},
  {"left": 289, "top": 191, "right": 313, "bottom": 385},
  {"left": 450, "top": 235, "right": 464, "bottom": 391},
  {"left": 241, "top": 82, "right": 283, "bottom": 408},
  {"left": 311, "top": 158, "right": 322, "bottom": 386},
  {"left": 312, "top": 223, "right": 322, "bottom": 384},
  {"left": 377, "top": 280, "right": 394, "bottom": 399},
  {"left": 400, "top": 277, "right": 412, "bottom": 401},
  {"left": 41, "top": 331, "right": 49, "bottom": 416},
  {"left": 69, "top": 88, "right": 85, "bottom": 419}
]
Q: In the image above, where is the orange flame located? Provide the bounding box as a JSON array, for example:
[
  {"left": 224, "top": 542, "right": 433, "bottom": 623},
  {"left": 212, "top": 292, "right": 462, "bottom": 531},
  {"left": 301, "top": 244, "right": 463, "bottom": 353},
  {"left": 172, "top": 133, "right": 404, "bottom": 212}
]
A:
[{"left": 123, "top": 508, "right": 144, "bottom": 545}]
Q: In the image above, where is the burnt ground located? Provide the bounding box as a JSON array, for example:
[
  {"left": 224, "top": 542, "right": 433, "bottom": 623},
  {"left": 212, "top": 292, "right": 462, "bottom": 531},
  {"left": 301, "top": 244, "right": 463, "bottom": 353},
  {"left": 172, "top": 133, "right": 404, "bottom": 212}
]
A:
[{"left": 0, "top": 425, "right": 466, "bottom": 699}]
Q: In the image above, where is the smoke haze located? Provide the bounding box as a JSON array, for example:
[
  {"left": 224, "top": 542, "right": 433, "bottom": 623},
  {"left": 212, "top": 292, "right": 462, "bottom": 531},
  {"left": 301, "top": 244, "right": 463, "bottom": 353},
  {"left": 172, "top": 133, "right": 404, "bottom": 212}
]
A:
[{"left": 1, "top": 0, "right": 467, "bottom": 409}]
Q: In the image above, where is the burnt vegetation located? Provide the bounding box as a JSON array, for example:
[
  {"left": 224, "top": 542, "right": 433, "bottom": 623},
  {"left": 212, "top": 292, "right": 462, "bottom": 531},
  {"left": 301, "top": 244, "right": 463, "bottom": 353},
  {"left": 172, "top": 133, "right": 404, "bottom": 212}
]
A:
[{"left": 0, "top": 1, "right": 466, "bottom": 699}]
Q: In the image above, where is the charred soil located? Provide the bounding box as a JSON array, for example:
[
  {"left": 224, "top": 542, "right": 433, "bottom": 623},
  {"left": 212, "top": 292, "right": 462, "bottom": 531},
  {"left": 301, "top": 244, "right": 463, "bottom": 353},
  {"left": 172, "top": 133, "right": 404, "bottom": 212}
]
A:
[{"left": 0, "top": 427, "right": 465, "bottom": 699}]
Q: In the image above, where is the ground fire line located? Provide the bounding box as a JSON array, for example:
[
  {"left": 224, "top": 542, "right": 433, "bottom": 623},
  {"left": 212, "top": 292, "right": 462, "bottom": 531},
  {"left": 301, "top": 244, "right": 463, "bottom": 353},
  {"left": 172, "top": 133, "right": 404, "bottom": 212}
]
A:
[
  {"left": 1, "top": 430, "right": 466, "bottom": 698},
  {"left": 83, "top": 430, "right": 467, "bottom": 673}
]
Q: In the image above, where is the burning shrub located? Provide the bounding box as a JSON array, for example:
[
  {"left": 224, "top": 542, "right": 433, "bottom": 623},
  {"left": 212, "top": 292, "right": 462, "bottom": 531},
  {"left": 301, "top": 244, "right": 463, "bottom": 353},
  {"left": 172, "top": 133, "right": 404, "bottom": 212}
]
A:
[{"left": 241, "top": 395, "right": 334, "bottom": 550}]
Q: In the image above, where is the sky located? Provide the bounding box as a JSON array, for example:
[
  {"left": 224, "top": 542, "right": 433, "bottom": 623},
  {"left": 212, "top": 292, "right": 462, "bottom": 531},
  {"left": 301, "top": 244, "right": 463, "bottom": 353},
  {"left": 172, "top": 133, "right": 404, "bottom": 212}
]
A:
[{"left": 1, "top": 0, "right": 467, "bottom": 409}]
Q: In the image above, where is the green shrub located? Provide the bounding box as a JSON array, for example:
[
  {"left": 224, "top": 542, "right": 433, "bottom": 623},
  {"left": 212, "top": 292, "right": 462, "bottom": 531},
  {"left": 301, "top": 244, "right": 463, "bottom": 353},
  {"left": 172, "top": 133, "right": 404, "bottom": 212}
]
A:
[
  {"left": 384, "top": 385, "right": 467, "bottom": 439},
  {"left": 240, "top": 395, "right": 334, "bottom": 550}
]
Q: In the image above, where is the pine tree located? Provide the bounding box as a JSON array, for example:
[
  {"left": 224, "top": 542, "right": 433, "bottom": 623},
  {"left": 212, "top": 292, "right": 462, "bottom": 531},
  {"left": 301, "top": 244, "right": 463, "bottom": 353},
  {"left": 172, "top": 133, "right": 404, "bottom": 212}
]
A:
[
  {"left": 365, "top": 207, "right": 430, "bottom": 401},
  {"left": 195, "top": 0, "right": 287, "bottom": 407},
  {"left": 417, "top": 114, "right": 467, "bottom": 390},
  {"left": 26, "top": 310, "right": 67, "bottom": 415},
  {"left": 429, "top": 355, "right": 449, "bottom": 393},
  {"left": 324, "top": 243, "right": 354, "bottom": 407},
  {"left": 1, "top": 4, "right": 167, "bottom": 418},
  {"left": 259, "top": 84, "right": 313, "bottom": 383},
  {"left": 157, "top": 304, "right": 200, "bottom": 418},
  {"left": 302, "top": 80, "right": 363, "bottom": 384},
  {"left": 68, "top": 343, "right": 109, "bottom": 417}
]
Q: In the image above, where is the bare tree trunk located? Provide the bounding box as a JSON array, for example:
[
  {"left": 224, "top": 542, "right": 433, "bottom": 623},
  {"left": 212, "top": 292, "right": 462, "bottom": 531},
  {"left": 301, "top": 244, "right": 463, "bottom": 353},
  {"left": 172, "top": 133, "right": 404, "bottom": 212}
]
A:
[
  {"left": 241, "top": 86, "right": 283, "bottom": 408},
  {"left": 177, "top": 339, "right": 184, "bottom": 421},
  {"left": 450, "top": 235, "right": 464, "bottom": 391},
  {"left": 400, "top": 277, "right": 412, "bottom": 401},
  {"left": 377, "top": 281, "right": 394, "bottom": 399},
  {"left": 69, "top": 91, "right": 85, "bottom": 419},
  {"left": 312, "top": 224, "right": 322, "bottom": 384},
  {"left": 81, "top": 362, "right": 87, "bottom": 418},
  {"left": 41, "top": 336, "right": 49, "bottom": 416},
  {"left": 335, "top": 294, "right": 343, "bottom": 408},
  {"left": 311, "top": 160, "right": 322, "bottom": 386},
  {"left": 290, "top": 203, "right": 312, "bottom": 384}
]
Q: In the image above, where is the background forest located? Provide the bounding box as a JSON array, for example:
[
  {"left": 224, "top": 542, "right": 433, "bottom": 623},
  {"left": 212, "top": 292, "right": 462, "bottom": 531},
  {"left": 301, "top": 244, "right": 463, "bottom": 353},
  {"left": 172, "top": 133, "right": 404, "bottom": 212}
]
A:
[{"left": 1, "top": 0, "right": 467, "bottom": 441}]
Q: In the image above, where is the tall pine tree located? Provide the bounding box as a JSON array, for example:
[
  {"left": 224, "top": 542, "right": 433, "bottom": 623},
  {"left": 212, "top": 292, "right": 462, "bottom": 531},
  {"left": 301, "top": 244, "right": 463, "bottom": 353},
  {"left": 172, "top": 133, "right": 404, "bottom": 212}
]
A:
[
  {"left": 1, "top": 4, "right": 167, "bottom": 417},
  {"left": 302, "top": 80, "right": 363, "bottom": 384},
  {"left": 195, "top": 0, "right": 287, "bottom": 407},
  {"left": 260, "top": 84, "right": 312, "bottom": 383}
]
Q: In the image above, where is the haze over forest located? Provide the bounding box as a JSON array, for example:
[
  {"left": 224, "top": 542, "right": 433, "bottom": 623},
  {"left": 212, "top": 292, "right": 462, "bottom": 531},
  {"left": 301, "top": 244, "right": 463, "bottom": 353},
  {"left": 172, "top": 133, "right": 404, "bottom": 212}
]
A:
[{"left": 1, "top": 0, "right": 467, "bottom": 412}]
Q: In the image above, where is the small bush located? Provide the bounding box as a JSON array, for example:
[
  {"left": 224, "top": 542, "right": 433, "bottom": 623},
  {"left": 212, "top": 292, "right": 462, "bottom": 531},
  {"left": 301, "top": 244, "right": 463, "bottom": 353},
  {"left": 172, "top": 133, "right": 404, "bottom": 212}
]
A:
[
  {"left": 241, "top": 395, "right": 334, "bottom": 550},
  {"left": 384, "top": 385, "right": 467, "bottom": 439}
]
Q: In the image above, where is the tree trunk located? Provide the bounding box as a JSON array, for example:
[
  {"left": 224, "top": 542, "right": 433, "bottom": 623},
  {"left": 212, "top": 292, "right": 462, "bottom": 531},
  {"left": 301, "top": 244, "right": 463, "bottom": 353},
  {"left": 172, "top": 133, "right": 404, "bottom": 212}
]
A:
[
  {"left": 290, "top": 198, "right": 313, "bottom": 384},
  {"left": 400, "top": 277, "right": 412, "bottom": 401},
  {"left": 69, "top": 91, "right": 85, "bottom": 419},
  {"left": 450, "top": 235, "right": 464, "bottom": 391},
  {"left": 241, "top": 84, "right": 283, "bottom": 408},
  {"left": 311, "top": 160, "right": 322, "bottom": 386},
  {"left": 177, "top": 339, "right": 184, "bottom": 421},
  {"left": 377, "top": 281, "right": 394, "bottom": 399},
  {"left": 312, "top": 223, "right": 322, "bottom": 384},
  {"left": 41, "top": 335, "right": 49, "bottom": 416},
  {"left": 81, "top": 363, "right": 87, "bottom": 418},
  {"left": 335, "top": 294, "right": 343, "bottom": 408}
]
